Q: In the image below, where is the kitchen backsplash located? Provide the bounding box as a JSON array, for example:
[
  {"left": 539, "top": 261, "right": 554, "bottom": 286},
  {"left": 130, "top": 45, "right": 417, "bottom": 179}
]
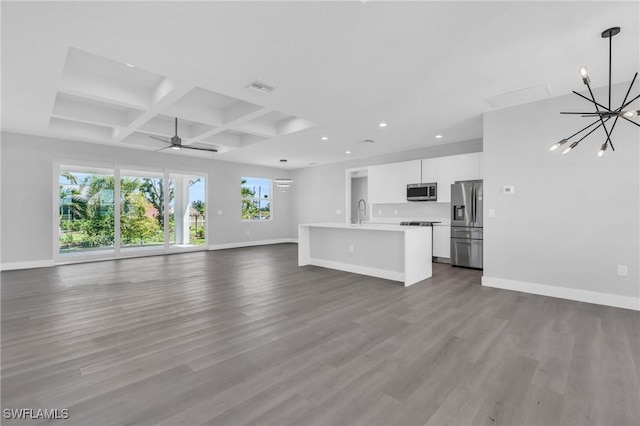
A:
[{"left": 372, "top": 202, "right": 450, "bottom": 220}]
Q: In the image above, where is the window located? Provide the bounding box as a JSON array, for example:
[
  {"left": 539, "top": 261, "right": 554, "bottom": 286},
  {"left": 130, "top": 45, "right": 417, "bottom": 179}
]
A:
[
  {"left": 241, "top": 177, "right": 271, "bottom": 221},
  {"left": 57, "top": 163, "right": 207, "bottom": 261}
]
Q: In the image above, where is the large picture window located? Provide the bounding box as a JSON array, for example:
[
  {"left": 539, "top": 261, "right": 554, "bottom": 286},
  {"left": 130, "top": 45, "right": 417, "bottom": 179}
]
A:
[
  {"left": 241, "top": 177, "right": 271, "bottom": 221},
  {"left": 57, "top": 163, "right": 207, "bottom": 260}
]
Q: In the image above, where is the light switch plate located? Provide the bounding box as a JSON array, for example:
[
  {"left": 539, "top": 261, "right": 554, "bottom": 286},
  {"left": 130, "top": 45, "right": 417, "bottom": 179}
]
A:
[
  {"left": 488, "top": 209, "right": 496, "bottom": 218},
  {"left": 618, "top": 265, "right": 628, "bottom": 276},
  {"left": 336, "top": 209, "right": 342, "bottom": 215},
  {"left": 503, "top": 186, "right": 515, "bottom": 194}
]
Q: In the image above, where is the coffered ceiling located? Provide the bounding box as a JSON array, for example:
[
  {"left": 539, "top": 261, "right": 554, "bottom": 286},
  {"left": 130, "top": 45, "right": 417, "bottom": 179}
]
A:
[{"left": 2, "top": 1, "right": 638, "bottom": 168}]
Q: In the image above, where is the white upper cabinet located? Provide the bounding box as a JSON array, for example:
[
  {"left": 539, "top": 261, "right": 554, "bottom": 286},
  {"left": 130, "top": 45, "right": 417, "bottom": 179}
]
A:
[
  {"left": 367, "top": 153, "right": 482, "bottom": 205},
  {"left": 421, "top": 158, "right": 438, "bottom": 184},
  {"left": 369, "top": 160, "right": 421, "bottom": 204},
  {"left": 434, "top": 156, "right": 454, "bottom": 203},
  {"left": 452, "top": 152, "right": 483, "bottom": 182}
]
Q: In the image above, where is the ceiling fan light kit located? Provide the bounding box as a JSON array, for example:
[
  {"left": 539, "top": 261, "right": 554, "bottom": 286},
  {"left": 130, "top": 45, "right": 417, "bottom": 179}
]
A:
[{"left": 553, "top": 26, "right": 639, "bottom": 158}]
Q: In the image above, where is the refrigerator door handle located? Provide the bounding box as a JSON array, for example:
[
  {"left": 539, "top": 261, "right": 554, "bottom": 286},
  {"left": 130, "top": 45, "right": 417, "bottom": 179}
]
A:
[{"left": 471, "top": 186, "right": 476, "bottom": 225}]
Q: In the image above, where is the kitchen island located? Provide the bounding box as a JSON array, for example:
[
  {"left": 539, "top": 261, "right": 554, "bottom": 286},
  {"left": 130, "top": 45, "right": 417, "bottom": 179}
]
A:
[{"left": 298, "top": 223, "right": 432, "bottom": 286}]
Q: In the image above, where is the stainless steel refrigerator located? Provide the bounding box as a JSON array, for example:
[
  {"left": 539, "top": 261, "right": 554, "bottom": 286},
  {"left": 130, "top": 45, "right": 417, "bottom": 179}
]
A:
[{"left": 450, "top": 180, "right": 483, "bottom": 269}]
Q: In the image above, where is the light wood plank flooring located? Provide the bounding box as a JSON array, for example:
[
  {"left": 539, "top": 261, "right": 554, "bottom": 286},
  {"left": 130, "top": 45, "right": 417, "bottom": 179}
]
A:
[{"left": 2, "top": 243, "right": 639, "bottom": 425}]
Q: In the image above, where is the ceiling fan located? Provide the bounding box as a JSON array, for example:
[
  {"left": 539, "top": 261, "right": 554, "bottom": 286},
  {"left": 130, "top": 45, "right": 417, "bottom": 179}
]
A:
[{"left": 150, "top": 117, "right": 218, "bottom": 153}]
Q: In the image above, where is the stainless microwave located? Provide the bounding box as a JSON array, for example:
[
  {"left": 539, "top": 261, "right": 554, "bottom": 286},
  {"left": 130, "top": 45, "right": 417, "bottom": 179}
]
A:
[{"left": 407, "top": 182, "right": 437, "bottom": 201}]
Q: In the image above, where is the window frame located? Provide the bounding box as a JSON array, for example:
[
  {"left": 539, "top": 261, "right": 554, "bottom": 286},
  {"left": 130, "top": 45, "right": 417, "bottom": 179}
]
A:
[
  {"left": 53, "top": 158, "right": 209, "bottom": 264},
  {"left": 241, "top": 177, "right": 273, "bottom": 222}
]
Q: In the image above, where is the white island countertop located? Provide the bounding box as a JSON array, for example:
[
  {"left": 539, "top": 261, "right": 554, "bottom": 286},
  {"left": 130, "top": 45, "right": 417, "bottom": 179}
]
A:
[
  {"left": 298, "top": 222, "right": 432, "bottom": 286},
  {"left": 299, "top": 223, "right": 419, "bottom": 232}
]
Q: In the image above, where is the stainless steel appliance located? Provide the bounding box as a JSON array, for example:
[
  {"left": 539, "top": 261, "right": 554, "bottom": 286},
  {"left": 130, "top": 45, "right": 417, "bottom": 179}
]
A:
[
  {"left": 399, "top": 221, "right": 440, "bottom": 226},
  {"left": 450, "top": 180, "right": 483, "bottom": 269},
  {"left": 407, "top": 183, "right": 437, "bottom": 201}
]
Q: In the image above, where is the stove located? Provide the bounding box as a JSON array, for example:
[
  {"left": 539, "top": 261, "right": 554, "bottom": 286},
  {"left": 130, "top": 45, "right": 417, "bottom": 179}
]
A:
[{"left": 399, "top": 221, "right": 441, "bottom": 226}]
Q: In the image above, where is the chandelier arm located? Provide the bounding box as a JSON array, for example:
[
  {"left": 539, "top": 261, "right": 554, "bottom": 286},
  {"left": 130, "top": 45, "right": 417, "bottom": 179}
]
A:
[
  {"left": 566, "top": 118, "right": 605, "bottom": 140},
  {"left": 620, "top": 117, "right": 640, "bottom": 128},
  {"left": 619, "top": 93, "right": 640, "bottom": 112},
  {"left": 575, "top": 117, "right": 611, "bottom": 144},
  {"left": 617, "top": 72, "right": 638, "bottom": 110},
  {"left": 572, "top": 91, "right": 614, "bottom": 113},
  {"left": 585, "top": 83, "right": 613, "bottom": 147}
]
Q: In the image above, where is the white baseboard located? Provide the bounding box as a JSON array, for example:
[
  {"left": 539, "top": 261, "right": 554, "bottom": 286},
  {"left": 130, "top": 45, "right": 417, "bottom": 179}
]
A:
[
  {"left": 208, "top": 238, "right": 298, "bottom": 251},
  {"left": 306, "top": 258, "right": 404, "bottom": 284},
  {"left": 1, "top": 259, "right": 55, "bottom": 271},
  {"left": 482, "top": 276, "right": 640, "bottom": 311}
]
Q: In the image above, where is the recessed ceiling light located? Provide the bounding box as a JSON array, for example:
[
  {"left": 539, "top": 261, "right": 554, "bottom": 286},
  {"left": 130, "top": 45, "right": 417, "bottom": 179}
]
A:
[
  {"left": 435, "top": 134, "right": 443, "bottom": 139},
  {"left": 126, "top": 63, "right": 134, "bottom": 68},
  {"left": 279, "top": 159, "right": 288, "bottom": 163},
  {"left": 345, "top": 151, "right": 351, "bottom": 154},
  {"left": 321, "top": 136, "right": 329, "bottom": 141},
  {"left": 378, "top": 122, "right": 387, "bottom": 127}
]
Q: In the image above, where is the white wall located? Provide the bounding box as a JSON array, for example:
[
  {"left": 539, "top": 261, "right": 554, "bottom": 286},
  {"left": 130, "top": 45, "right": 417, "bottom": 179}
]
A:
[
  {"left": 350, "top": 176, "right": 368, "bottom": 224},
  {"left": 291, "top": 138, "right": 482, "bottom": 234},
  {"left": 0, "top": 132, "right": 294, "bottom": 267},
  {"left": 483, "top": 83, "right": 639, "bottom": 309}
]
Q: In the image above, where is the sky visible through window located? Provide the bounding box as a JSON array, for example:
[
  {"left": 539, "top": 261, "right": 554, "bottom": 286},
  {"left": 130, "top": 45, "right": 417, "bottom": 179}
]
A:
[{"left": 242, "top": 177, "right": 270, "bottom": 199}]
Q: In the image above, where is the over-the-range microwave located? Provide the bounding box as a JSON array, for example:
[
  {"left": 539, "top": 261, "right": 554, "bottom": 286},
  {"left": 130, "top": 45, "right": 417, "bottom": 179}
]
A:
[{"left": 407, "top": 182, "right": 437, "bottom": 201}]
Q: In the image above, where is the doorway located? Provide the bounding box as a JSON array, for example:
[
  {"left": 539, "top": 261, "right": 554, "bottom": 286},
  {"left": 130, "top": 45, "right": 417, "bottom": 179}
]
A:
[{"left": 345, "top": 168, "right": 369, "bottom": 224}]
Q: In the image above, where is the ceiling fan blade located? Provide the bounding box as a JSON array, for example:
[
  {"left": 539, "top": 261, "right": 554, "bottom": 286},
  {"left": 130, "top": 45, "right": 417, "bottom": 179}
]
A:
[
  {"left": 182, "top": 145, "right": 218, "bottom": 153},
  {"left": 154, "top": 146, "right": 172, "bottom": 152},
  {"left": 149, "top": 135, "right": 170, "bottom": 143}
]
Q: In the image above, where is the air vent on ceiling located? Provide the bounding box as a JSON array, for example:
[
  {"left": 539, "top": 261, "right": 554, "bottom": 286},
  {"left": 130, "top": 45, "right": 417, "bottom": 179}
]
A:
[
  {"left": 485, "top": 84, "right": 552, "bottom": 109},
  {"left": 360, "top": 139, "right": 375, "bottom": 144},
  {"left": 246, "top": 79, "right": 279, "bottom": 94}
]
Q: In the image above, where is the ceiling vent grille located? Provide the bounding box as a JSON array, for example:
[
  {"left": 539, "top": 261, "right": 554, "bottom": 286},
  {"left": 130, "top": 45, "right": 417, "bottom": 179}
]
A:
[
  {"left": 485, "top": 84, "right": 552, "bottom": 109},
  {"left": 246, "top": 79, "right": 279, "bottom": 94},
  {"left": 360, "top": 139, "right": 375, "bottom": 144}
]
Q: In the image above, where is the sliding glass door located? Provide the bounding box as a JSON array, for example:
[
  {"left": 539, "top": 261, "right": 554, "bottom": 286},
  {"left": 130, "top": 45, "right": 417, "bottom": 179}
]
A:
[
  {"left": 59, "top": 167, "right": 115, "bottom": 258},
  {"left": 119, "top": 170, "right": 166, "bottom": 254},
  {"left": 57, "top": 164, "right": 207, "bottom": 262}
]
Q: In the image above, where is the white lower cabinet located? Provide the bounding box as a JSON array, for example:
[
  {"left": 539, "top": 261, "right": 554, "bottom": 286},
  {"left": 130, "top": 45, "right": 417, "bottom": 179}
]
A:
[{"left": 432, "top": 225, "right": 450, "bottom": 259}]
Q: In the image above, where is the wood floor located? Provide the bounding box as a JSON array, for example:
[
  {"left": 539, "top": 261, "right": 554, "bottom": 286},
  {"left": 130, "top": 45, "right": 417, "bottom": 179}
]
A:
[{"left": 2, "top": 243, "right": 639, "bottom": 426}]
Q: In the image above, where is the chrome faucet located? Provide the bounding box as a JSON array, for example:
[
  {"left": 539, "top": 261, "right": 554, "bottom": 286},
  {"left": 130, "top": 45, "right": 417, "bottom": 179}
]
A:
[{"left": 357, "top": 199, "right": 367, "bottom": 224}]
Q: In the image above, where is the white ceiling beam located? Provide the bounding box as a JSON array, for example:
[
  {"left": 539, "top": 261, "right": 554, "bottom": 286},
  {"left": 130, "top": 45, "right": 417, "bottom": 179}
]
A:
[
  {"left": 60, "top": 75, "right": 149, "bottom": 110},
  {"left": 52, "top": 96, "right": 139, "bottom": 128}
]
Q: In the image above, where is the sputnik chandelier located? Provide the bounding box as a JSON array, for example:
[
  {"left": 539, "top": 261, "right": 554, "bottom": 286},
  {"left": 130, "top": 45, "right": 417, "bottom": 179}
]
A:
[{"left": 550, "top": 27, "right": 639, "bottom": 157}]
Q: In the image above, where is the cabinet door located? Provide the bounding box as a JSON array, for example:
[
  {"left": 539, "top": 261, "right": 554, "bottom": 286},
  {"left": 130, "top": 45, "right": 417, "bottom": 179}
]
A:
[
  {"left": 421, "top": 158, "right": 438, "bottom": 183},
  {"left": 435, "top": 156, "right": 454, "bottom": 203},
  {"left": 432, "top": 225, "right": 451, "bottom": 258},
  {"left": 452, "top": 152, "right": 483, "bottom": 181},
  {"left": 369, "top": 160, "right": 421, "bottom": 204}
]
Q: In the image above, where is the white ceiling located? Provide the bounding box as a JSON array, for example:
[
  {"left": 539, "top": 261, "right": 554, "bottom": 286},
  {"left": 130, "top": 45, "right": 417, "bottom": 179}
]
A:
[{"left": 2, "top": 1, "right": 639, "bottom": 169}]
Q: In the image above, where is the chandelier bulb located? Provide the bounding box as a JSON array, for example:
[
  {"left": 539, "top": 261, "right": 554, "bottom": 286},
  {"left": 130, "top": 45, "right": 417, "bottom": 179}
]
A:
[
  {"left": 597, "top": 142, "right": 608, "bottom": 158},
  {"left": 579, "top": 66, "right": 590, "bottom": 84},
  {"left": 622, "top": 110, "right": 638, "bottom": 119},
  {"left": 579, "top": 66, "right": 588, "bottom": 77},
  {"left": 561, "top": 147, "right": 572, "bottom": 155},
  {"left": 549, "top": 139, "right": 568, "bottom": 151}
]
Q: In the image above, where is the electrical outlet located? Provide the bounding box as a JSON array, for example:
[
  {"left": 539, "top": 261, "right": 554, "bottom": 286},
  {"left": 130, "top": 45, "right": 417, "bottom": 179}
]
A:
[
  {"left": 349, "top": 244, "right": 354, "bottom": 253},
  {"left": 394, "top": 209, "right": 398, "bottom": 215},
  {"left": 618, "top": 265, "right": 628, "bottom": 276},
  {"left": 378, "top": 209, "right": 382, "bottom": 215},
  {"left": 246, "top": 229, "right": 250, "bottom": 235},
  {"left": 217, "top": 210, "right": 222, "bottom": 215},
  {"left": 336, "top": 209, "right": 342, "bottom": 215},
  {"left": 489, "top": 209, "right": 495, "bottom": 218}
]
